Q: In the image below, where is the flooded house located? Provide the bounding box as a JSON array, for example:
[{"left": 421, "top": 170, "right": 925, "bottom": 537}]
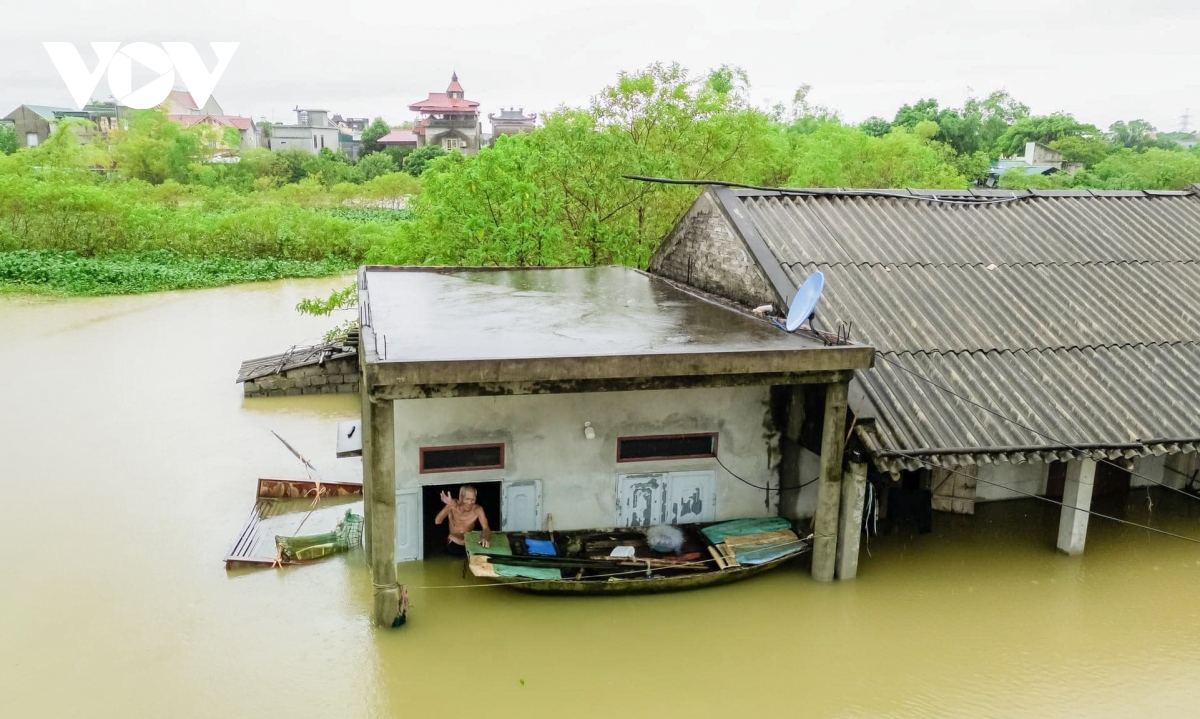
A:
[
  {"left": 356, "top": 265, "right": 873, "bottom": 625},
  {"left": 651, "top": 184, "right": 1200, "bottom": 559}
]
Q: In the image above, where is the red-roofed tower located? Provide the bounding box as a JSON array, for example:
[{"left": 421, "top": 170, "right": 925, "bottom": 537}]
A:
[{"left": 409, "top": 71, "right": 481, "bottom": 154}]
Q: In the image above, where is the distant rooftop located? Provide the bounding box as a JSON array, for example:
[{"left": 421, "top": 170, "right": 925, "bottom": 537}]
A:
[{"left": 358, "top": 266, "right": 871, "bottom": 385}]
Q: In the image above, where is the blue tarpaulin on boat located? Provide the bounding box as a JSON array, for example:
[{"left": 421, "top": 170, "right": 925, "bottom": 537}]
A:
[
  {"left": 524, "top": 539, "right": 557, "bottom": 556},
  {"left": 701, "top": 517, "right": 792, "bottom": 545}
]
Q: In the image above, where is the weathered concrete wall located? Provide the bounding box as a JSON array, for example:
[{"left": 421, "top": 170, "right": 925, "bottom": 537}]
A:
[
  {"left": 242, "top": 356, "right": 359, "bottom": 397},
  {"left": 648, "top": 190, "right": 778, "bottom": 310},
  {"left": 974, "top": 462, "right": 1049, "bottom": 502},
  {"left": 391, "top": 386, "right": 780, "bottom": 556}
]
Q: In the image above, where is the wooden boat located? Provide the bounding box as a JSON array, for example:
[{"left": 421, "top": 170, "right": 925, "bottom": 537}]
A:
[{"left": 464, "top": 518, "right": 809, "bottom": 595}]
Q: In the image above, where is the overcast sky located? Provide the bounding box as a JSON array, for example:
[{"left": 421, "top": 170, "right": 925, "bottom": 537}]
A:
[{"left": 3, "top": 0, "right": 1198, "bottom": 132}]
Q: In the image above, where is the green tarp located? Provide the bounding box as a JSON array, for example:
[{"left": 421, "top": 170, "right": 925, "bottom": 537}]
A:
[
  {"left": 464, "top": 531, "right": 512, "bottom": 556},
  {"left": 700, "top": 517, "right": 792, "bottom": 545},
  {"left": 493, "top": 564, "right": 562, "bottom": 580}
]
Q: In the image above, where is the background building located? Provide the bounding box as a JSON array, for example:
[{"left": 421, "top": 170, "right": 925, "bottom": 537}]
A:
[{"left": 409, "top": 72, "right": 482, "bottom": 154}]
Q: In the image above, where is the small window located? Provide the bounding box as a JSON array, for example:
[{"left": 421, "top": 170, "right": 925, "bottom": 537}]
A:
[
  {"left": 420, "top": 443, "right": 505, "bottom": 473},
  {"left": 617, "top": 433, "right": 717, "bottom": 462},
  {"left": 26, "top": 132, "right": 38, "bottom": 147}
]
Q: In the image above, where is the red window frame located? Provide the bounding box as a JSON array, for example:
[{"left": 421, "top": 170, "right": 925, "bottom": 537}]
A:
[
  {"left": 616, "top": 433, "right": 718, "bottom": 463},
  {"left": 419, "top": 443, "right": 506, "bottom": 474}
]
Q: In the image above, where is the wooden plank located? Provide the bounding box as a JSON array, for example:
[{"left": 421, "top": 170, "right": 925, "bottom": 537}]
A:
[
  {"left": 707, "top": 545, "right": 727, "bottom": 570},
  {"left": 469, "top": 555, "right": 499, "bottom": 578},
  {"left": 723, "top": 529, "right": 799, "bottom": 549},
  {"left": 256, "top": 477, "right": 362, "bottom": 499},
  {"left": 336, "top": 420, "right": 362, "bottom": 458},
  {"left": 717, "top": 543, "right": 740, "bottom": 568}
]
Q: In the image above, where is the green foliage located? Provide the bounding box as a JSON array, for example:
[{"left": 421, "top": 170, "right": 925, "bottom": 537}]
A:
[
  {"left": 296, "top": 282, "right": 357, "bottom": 316},
  {"left": 998, "top": 148, "right": 1200, "bottom": 191},
  {"left": 779, "top": 124, "right": 967, "bottom": 188},
  {"left": 110, "top": 109, "right": 207, "bottom": 184},
  {"left": 0, "top": 123, "right": 16, "bottom": 155},
  {"left": 256, "top": 120, "right": 273, "bottom": 139},
  {"left": 1108, "top": 119, "right": 1164, "bottom": 151},
  {"left": 1047, "top": 135, "right": 1113, "bottom": 166},
  {"left": 357, "top": 151, "right": 396, "bottom": 180},
  {"left": 0, "top": 249, "right": 352, "bottom": 295},
  {"left": 404, "top": 145, "right": 447, "bottom": 176},
  {"left": 992, "top": 113, "right": 1103, "bottom": 157},
  {"left": 858, "top": 116, "right": 892, "bottom": 137},
  {"left": 360, "top": 117, "right": 391, "bottom": 156}
]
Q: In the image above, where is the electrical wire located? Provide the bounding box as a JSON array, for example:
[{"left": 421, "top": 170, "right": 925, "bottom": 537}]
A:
[
  {"left": 713, "top": 453, "right": 818, "bottom": 493},
  {"left": 874, "top": 352, "right": 1200, "bottom": 503}
]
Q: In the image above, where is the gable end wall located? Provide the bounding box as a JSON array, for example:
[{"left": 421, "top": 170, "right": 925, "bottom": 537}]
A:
[{"left": 648, "top": 190, "right": 779, "bottom": 310}]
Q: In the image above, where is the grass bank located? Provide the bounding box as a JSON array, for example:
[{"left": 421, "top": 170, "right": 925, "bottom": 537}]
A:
[{"left": 0, "top": 250, "right": 354, "bottom": 295}]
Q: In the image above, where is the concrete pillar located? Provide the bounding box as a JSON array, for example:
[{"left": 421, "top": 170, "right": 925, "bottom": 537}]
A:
[
  {"left": 811, "top": 381, "right": 849, "bottom": 582},
  {"left": 836, "top": 459, "right": 868, "bottom": 580},
  {"left": 1057, "top": 458, "right": 1096, "bottom": 555},
  {"left": 359, "top": 379, "right": 373, "bottom": 565},
  {"left": 366, "top": 394, "right": 401, "bottom": 627}
]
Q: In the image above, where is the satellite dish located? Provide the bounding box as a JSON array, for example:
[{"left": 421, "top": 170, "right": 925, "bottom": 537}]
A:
[{"left": 785, "top": 271, "right": 825, "bottom": 331}]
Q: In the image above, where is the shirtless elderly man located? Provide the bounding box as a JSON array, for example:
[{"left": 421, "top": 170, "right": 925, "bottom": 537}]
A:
[{"left": 435, "top": 485, "right": 491, "bottom": 557}]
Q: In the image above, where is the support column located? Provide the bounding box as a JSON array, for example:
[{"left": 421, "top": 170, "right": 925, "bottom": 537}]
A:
[
  {"left": 1057, "top": 458, "right": 1095, "bottom": 555},
  {"left": 836, "top": 458, "right": 868, "bottom": 579},
  {"left": 812, "top": 381, "right": 849, "bottom": 582},
  {"left": 360, "top": 379, "right": 373, "bottom": 565},
  {"left": 367, "top": 393, "right": 400, "bottom": 627}
]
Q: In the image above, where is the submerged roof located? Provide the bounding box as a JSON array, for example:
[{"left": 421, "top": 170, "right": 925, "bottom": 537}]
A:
[
  {"left": 358, "top": 266, "right": 871, "bottom": 387},
  {"left": 691, "top": 185, "right": 1200, "bottom": 470}
]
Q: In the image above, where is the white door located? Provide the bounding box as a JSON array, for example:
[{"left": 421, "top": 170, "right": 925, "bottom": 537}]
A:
[
  {"left": 667, "top": 471, "right": 716, "bottom": 523},
  {"left": 502, "top": 480, "right": 542, "bottom": 531},
  {"left": 394, "top": 489, "right": 421, "bottom": 562},
  {"left": 617, "top": 473, "right": 667, "bottom": 527}
]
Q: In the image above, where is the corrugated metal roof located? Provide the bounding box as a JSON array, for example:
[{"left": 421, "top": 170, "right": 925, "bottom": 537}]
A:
[
  {"left": 858, "top": 345, "right": 1200, "bottom": 472},
  {"left": 782, "top": 261, "right": 1200, "bottom": 352},
  {"left": 722, "top": 187, "right": 1200, "bottom": 469}
]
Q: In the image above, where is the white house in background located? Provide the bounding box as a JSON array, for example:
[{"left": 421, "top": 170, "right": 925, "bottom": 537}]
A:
[
  {"left": 356, "top": 265, "right": 873, "bottom": 626},
  {"left": 269, "top": 108, "right": 340, "bottom": 154}
]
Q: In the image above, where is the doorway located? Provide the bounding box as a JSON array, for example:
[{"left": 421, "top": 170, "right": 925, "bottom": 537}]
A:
[{"left": 421, "top": 481, "right": 501, "bottom": 557}]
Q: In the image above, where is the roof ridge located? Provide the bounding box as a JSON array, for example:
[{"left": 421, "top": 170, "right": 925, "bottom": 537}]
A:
[
  {"left": 784, "top": 259, "right": 1200, "bottom": 270},
  {"left": 880, "top": 341, "right": 1200, "bottom": 358}
]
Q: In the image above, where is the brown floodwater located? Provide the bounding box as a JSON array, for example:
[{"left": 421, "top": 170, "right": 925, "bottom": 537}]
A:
[{"left": 3, "top": 278, "right": 1200, "bottom": 718}]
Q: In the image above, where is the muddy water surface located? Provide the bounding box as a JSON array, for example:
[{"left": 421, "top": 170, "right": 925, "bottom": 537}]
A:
[{"left": 3, "top": 279, "right": 1200, "bottom": 718}]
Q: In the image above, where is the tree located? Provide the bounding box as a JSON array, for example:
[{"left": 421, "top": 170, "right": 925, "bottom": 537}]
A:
[
  {"left": 256, "top": 120, "right": 273, "bottom": 140},
  {"left": 1109, "top": 119, "right": 1157, "bottom": 151},
  {"left": 109, "top": 109, "right": 206, "bottom": 184},
  {"left": 403, "top": 145, "right": 447, "bottom": 177},
  {"left": 357, "top": 151, "right": 396, "bottom": 180},
  {"left": 893, "top": 98, "right": 941, "bottom": 129},
  {"left": 0, "top": 123, "right": 16, "bottom": 155},
  {"left": 992, "top": 113, "right": 1102, "bottom": 158},
  {"left": 360, "top": 117, "right": 391, "bottom": 156},
  {"left": 964, "top": 90, "right": 1028, "bottom": 151},
  {"left": 1048, "top": 135, "right": 1113, "bottom": 166},
  {"left": 858, "top": 116, "right": 892, "bottom": 137}
]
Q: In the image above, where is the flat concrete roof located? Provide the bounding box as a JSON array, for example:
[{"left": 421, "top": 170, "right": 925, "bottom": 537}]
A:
[{"left": 359, "top": 266, "right": 873, "bottom": 387}]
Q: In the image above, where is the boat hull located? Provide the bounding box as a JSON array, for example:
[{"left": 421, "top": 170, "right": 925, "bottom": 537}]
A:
[{"left": 484, "top": 553, "right": 803, "bottom": 595}]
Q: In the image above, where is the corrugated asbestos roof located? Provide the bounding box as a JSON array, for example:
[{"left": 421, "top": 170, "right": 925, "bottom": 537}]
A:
[{"left": 727, "top": 187, "right": 1200, "bottom": 471}]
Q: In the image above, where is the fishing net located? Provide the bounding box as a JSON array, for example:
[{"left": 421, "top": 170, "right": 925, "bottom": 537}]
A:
[{"left": 276, "top": 509, "right": 364, "bottom": 562}]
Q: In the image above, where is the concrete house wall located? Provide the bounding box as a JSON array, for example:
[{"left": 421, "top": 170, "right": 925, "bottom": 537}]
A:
[{"left": 391, "top": 385, "right": 782, "bottom": 558}]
